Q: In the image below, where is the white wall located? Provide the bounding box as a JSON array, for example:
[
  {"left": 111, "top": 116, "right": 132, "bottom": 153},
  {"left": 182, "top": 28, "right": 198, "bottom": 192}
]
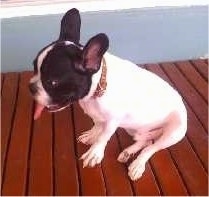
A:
[{"left": 1, "top": 5, "right": 208, "bottom": 72}]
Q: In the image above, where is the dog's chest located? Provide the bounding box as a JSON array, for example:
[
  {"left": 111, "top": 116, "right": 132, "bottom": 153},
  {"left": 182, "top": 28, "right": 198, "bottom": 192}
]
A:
[{"left": 79, "top": 99, "right": 108, "bottom": 122}]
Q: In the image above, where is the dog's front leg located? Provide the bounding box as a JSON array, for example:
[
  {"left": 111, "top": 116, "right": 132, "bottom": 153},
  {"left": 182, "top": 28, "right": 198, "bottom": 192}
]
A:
[
  {"left": 80, "top": 120, "right": 118, "bottom": 168},
  {"left": 77, "top": 121, "right": 104, "bottom": 145}
]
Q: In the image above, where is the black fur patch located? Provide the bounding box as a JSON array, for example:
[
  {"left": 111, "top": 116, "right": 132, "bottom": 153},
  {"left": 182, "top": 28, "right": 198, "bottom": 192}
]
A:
[{"left": 40, "top": 43, "right": 92, "bottom": 105}]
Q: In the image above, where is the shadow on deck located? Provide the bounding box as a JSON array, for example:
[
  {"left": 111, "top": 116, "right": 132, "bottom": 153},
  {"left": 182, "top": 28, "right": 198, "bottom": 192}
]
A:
[{"left": 1, "top": 59, "right": 208, "bottom": 196}]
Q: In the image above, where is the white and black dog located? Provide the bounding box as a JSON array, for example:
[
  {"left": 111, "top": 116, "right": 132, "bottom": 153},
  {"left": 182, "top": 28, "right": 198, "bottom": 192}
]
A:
[{"left": 29, "top": 8, "right": 187, "bottom": 180}]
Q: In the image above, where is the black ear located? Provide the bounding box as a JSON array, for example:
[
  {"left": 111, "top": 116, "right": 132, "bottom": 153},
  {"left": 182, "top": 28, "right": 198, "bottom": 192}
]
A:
[
  {"left": 59, "top": 8, "right": 81, "bottom": 43},
  {"left": 82, "top": 33, "right": 109, "bottom": 73}
]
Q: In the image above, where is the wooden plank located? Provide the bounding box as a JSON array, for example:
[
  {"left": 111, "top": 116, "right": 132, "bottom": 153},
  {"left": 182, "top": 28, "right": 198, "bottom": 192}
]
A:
[
  {"left": 146, "top": 64, "right": 208, "bottom": 171},
  {"left": 176, "top": 61, "right": 208, "bottom": 103},
  {"left": 191, "top": 59, "right": 208, "bottom": 81},
  {"left": 27, "top": 108, "right": 53, "bottom": 195},
  {"left": 117, "top": 129, "right": 161, "bottom": 196},
  {"left": 146, "top": 64, "right": 208, "bottom": 195},
  {"left": 54, "top": 109, "right": 79, "bottom": 195},
  {"left": 150, "top": 150, "right": 188, "bottom": 195},
  {"left": 102, "top": 133, "right": 133, "bottom": 195},
  {"left": 2, "top": 72, "right": 33, "bottom": 196},
  {"left": 186, "top": 105, "right": 208, "bottom": 171},
  {"left": 161, "top": 62, "right": 208, "bottom": 131},
  {"left": 170, "top": 138, "right": 208, "bottom": 195},
  {"left": 1, "top": 73, "right": 19, "bottom": 180},
  {"left": 73, "top": 103, "right": 106, "bottom": 196}
]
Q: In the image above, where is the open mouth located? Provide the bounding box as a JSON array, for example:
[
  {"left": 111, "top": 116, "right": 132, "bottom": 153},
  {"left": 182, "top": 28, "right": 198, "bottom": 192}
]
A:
[
  {"left": 34, "top": 101, "right": 71, "bottom": 120},
  {"left": 46, "top": 102, "right": 72, "bottom": 112}
]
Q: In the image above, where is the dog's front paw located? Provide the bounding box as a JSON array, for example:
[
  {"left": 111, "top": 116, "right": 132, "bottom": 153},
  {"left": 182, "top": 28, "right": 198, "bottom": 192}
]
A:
[
  {"left": 77, "top": 123, "right": 103, "bottom": 145},
  {"left": 77, "top": 129, "right": 100, "bottom": 145},
  {"left": 128, "top": 159, "right": 146, "bottom": 181},
  {"left": 77, "top": 130, "right": 95, "bottom": 145},
  {"left": 80, "top": 144, "right": 104, "bottom": 167}
]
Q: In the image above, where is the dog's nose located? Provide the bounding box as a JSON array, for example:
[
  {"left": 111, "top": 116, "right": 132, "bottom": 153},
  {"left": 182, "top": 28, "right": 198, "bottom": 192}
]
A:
[{"left": 29, "top": 83, "right": 38, "bottom": 95}]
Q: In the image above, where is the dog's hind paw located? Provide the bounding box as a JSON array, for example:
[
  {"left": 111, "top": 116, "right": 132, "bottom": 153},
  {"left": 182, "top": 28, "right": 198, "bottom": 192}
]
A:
[
  {"left": 128, "top": 159, "right": 146, "bottom": 181},
  {"left": 117, "top": 151, "right": 131, "bottom": 163}
]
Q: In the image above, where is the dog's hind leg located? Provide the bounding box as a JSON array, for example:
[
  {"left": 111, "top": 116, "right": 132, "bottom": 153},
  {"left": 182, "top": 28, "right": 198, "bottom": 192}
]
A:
[
  {"left": 128, "top": 110, "right": 187, "bottom": 181},
  {"left": 118, "top": 128, "right": 162, "bottom": 163},
  {"left": 117, "top": 140, "right": 152, "bottom": 163}
]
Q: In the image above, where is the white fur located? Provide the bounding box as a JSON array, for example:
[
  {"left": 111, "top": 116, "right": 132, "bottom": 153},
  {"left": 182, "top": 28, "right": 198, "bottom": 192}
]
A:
[
  {"left": 78, "top": 52, "right": 187, "bottom": 180},
  {"left": 30, "top": 44, "right": 55, "bottom": 105},
  {"left": 64, "top": 41, "right": 75, "bottom": 46}
]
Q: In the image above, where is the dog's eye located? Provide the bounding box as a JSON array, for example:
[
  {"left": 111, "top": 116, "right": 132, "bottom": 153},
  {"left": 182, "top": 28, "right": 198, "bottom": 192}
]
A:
[
  {"left": 47, "top": 79, "right": 59, "bottom": 88},
  {"left": 52, "top": 80, "right": 59, "bottom": 86}
]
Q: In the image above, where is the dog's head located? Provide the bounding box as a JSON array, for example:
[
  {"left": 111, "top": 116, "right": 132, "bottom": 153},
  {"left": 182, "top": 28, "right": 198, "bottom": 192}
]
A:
[{"left": 29, "top": 8, "right": 109, "bottom": 118}]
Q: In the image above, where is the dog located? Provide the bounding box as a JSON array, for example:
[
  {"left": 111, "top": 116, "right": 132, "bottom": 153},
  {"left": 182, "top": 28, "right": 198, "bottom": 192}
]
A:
[{"left": 29, "top": 8, "right": 187, "bottom": 181}]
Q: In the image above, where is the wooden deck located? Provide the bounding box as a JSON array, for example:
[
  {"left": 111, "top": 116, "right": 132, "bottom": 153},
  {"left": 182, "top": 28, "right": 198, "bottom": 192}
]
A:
[{"left": 1, "top": 59, "right": 208, "bottom": 196}]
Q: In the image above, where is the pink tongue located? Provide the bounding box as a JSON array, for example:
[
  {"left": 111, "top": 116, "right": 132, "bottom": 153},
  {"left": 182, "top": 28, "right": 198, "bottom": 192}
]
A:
[{"left": 34, "top": 102, "right": 45, "bottom": 120}]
